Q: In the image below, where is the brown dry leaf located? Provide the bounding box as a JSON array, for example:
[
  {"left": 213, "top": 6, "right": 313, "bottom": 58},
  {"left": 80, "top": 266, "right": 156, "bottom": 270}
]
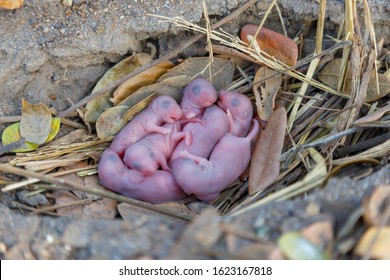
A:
[
  {"left": 240, "top": 24, "right": 298, "bottom": 66},
  {"left": 122, "top": 94, "right": 156, "bottom": 121},
  {"left": 355, "top": 227, "right": 390, "bottom": 259},
  {"left": 355, "top": 101, "right": 390, "bottom": 125},
  {"left": 48, "top": 128, "right": 89, "bottom": 146},
  {"left": 0, "top": 0, "right": 23, "bottom": 9},
  {"left": 20, "top": 99, "right": 52, "bottom": 145},
  {"left": 318, "top": 58, "right": 390, "bottom": 102},
  {"left": 253, "top": 66, "right": 282, "bottom": 121},
  {"left": 95, "top": 105, "right": 129, "bottom": 140},
  {"left": 119, "top": 83, "right": 182, "bottom": 108},
  {"left": 84, "top": 53, "right": 152, "bottom": 123},
  {"left": 159, "top": 75, "right": 192, "bottom": 88},
  {"left": 301, "top": 220, "right": 334, "bottom": 250},
  {"left": 54, "top": 164, "right": 116, "bottom": 219},
  {"left": 363, "top": 184, "right": 390, "bottom": 226},
  {"left": 53, "top": 189, "right": 84, "bottom": 217},
  {"left": 110, "top": 60, "right": 175, "bottom": 105},
  {"left": 170, "top": 208, "right": 221, "bottom": 259},
  {"left": 249, "top": 107, "right": 287, "bottom": 194},
  {"left": 157, "top": 57, "right": 235, "bottom": 90},
  {"left": 82, "top": 175, "right": 117, "bottom": 219}
]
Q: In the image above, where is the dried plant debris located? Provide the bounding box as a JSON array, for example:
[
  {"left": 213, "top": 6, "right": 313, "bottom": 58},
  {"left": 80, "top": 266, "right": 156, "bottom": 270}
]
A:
[
  {"left": 0, "top": 0, "right": 389, "bottom": 261},
  {"left": 318, "top": 58, "right": 389, "bottom": 102}
]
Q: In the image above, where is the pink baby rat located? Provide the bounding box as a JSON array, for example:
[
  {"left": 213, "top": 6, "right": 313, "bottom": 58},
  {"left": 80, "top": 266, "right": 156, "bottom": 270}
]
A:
[
  {"left": 180, "top": 78, "right": 217, "bottom": 119},
  {"left": 170, "top": 105, "right": 229, "bottom": 163},
  {"left": 109, "top": 95, "right": 182, "bottom": 157},
  {"left": 172, "top": 119, "right": 259, "bottom": 201},
  {"left": 123, "top": 121, "right": 191, "bottom": 175},
  {"left": 218, "top": 90, "right": 253, "bottom": 137},
  {"left": 98, "top": 149, "right": 187, "bottom": 203}
]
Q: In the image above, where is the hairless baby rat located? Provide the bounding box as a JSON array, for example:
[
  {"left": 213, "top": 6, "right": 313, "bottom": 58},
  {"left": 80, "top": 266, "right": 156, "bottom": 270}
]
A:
[
  {"left": 180, "top": 78, "right": 217, "bottom": 119},
  {"left": 172, "top": 119, "right": 259, "bottom": 201},
  {"left": 123, "top": 121, "right": 191, "bottom": 175},
  {"left": 98, "top": 149, "right": 187, "bottom": 203},
  {"left": 170, "top": 105, "right": 229, "bottom": 163},
  {"left": 109, "top": 95, "right": 182, "bottom": 157},
  {"left": 218, "top": 90, "right": 253, "bottom": 137}
]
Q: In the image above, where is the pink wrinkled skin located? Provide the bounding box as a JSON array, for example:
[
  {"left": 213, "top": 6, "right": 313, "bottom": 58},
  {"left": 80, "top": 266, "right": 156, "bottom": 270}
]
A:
[
  {"left": 109, "top": 95, "right": 182, "bottom": 157},
  {"left": 180, "top": 78, "right": 217, "bottom": 119},
  {"left": 172, "top": 119, "right": 259, "bottom": 201},
  {"left": 123, "top": 122, "right": 191, "bottom": 175},
  {"left": 170, "top": 105, "right": 229, "bottom": 163},
  {"left": 218, "top": 90, "right": 253, "bottom": 137},
  {"left": 98, "top": 149, "right": 187, "bottom": 203}
]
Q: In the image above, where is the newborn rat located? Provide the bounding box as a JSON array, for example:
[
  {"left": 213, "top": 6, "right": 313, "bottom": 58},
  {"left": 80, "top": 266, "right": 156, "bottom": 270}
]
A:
[
  {"left": 123, "top": 121, "right": 191, "bottom": 175},
  {"left": 109, "top": 95, "right": 182, "bottom": 157},
  {"left": 98, "top": 149, "right": 187, "bottom": 203},
  {"left": 218, "top": 90, "right": 253, "bottom": 137},
  {"left": 180, "top": 78, "right": 217, "bottom": 119},
  {"left": 170, "top": 105, "right": 229, "bottom": 163},
  {"left": 172, "top": 119, "right": 259, "bottom": 201}
]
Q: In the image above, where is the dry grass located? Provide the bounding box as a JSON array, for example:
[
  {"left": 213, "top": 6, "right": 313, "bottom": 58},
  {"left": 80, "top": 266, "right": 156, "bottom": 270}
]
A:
[{"left": 0, "top": 0, "right": 388, "bottom": 223}]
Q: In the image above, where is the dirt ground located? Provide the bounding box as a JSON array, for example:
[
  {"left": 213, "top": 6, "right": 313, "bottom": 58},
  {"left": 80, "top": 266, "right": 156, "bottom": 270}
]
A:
[{"left": 0, "top": 0, "right": 389, "bottom": 259}]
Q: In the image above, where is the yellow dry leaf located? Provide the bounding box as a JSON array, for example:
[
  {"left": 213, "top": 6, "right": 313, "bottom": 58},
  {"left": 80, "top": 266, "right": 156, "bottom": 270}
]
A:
[
  {"left": 1, "top": 123, "right": 38, "bottom": 152},
  {"left": 110, "top": 60, "right": 175, "bottom": 105},
  {"left": 0, "top": 0, "right": 23, "bottom": 9},
  {"left": 84, "top": 53, "right": 153, "bottom": 123},
  {"left": 355, "top": 227, "right": 390, "bottom": 259}
]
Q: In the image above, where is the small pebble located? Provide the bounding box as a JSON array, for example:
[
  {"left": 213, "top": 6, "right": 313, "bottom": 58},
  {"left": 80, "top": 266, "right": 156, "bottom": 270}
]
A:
[{"left": 17, "top": 190, "right": 48, "bottom": 207}]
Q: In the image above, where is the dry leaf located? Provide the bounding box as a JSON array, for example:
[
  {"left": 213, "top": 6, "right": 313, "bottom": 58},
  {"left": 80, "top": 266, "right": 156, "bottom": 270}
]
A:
[
  {"left": 20, "top": 99, "right": 52, "bottom": 145},
  {"left": 240, "top": 24, "right": 298, "bottom": 66},
  {"left": 119, "top": 83, "right": 182, "bottom": 108},
  {"left": 95, "top": 105, "right": 129, "bottom": 140},
  {"left": 110, "top": 60, "right": 175, "bottom": 105},
  {"left": 0, "top": 0, "right": 23, "bottom": 9},
  {"left": 277, "top": 231, "right": 328, "bottom": 260},
  {"left": 122, "top": 93, "right": 156, "bottom": 121},
  {"left": 48, "top": 128, "right": 88, "bottom": 146},
  {"left": 318, "top": 58, "right": 390, "bottom": 102},
  {"left": 253, "top": 66, "right": 282, "bottom": 121},
  {"left": 355, "top": 227, "right": 390, "bottom": 259},
  {"left": 363, "top": 184, "right": 390, "bottom": 226},
  {"left": 82, "top": 175, "right": 117, "bottom": 219},
  {"left": 355, "top": 101, "right": 390, "bottom": 125},
  {"left": 54, "top": 163, "right": 117, "bottom": 219},
  {"left": 301, "top": 220, "right": 334, "bottom": 250},
  {"left": 1, "top": 123, "right": 39, "bottom": 152},
  {"left": 157, "top": 57, "right": 235, "bottom": 90},
  {"left": 159, "top": 75, "right": 192, "bottom": 88},
  {"left": 249, "top": 107, "right": 287, "bottom": 194},
  {"left": 84, "top": 53, "right": 153, "bottom": 123},
  {"left": 46, "top": 118, "right": 61, "bottom": 142}
]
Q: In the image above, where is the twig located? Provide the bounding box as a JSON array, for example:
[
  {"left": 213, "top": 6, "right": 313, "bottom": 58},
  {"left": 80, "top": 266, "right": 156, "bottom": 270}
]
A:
[
  {"left": 282, "top": 127, "right": 363, "bottom": 159},
  {"left": 0, "top": 138, "right": 27, "bottom": 156},
  {"left": 30, "top": 197, "right": 100, "bottom": 215},
  {"left": 236, "top": 40, "right": 352, "bottom": 93},
  {"left": 57, "top": 0, "right": 258, "bottom": 118},
  {"left": 334, "top": 133, "right": 390, "bottom": 157},
  {"left": 0, "top": 164, "right": 193, "bottom": 222}
]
